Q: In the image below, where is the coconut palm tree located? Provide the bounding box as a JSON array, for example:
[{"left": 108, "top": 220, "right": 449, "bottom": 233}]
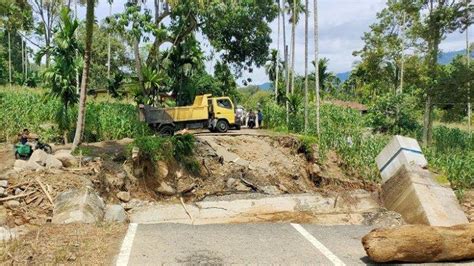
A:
[
  {"left": 275, "top": 0, "right": 281, "bottom": 101},
  {"left": 313, "top": 0, "right": 320, "bottom": 136},
  {"left": 304, "top": 0, "right": 309, "bottom": 132},
  {"left": 72, "top": 0, "right": 95, "bottom": 151}
]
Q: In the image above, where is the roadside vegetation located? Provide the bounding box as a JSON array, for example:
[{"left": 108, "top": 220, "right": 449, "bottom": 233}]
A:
[{"left": 0, "top": 0, "right": 472, "bottom": 192}]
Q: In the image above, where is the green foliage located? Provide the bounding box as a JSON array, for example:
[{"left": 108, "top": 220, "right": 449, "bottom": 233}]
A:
[
  {"left": 366, "top": 93, "right": 420, "bottom": 134},
  {"left": 132, "top": 134, "right": 200, "bottom": 175},
  {"left": 38, "top": 8, "right": 81, "bottom": 132},
  {"left": 0, "top": 87, "right": 150, "bottom": 143}
]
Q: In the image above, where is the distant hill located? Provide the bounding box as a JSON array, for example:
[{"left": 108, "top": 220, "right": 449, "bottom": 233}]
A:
[
  {"left": 336, "top": 71, "right": 351, "bottom": 82},
  {"left": 257, "top": 82, "right": 273, "bottom": 90},
  {"left": 335, "top": 49, "right": 473, "bottom": 82},
  {"left": 438, "top": 49, "right": 473, "bottom": 65}
]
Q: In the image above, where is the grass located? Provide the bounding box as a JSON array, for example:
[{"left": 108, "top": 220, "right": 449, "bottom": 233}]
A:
[
  {"left": 0, "top": 86, "right": 150, "bottom": 143},
  {"left": 262, "top": 99, "right": 474, "bottom": 189}
]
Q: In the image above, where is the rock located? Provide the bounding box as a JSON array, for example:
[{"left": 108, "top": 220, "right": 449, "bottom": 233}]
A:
[
  {"left": 0, "top": 207, "right": 7, "bottom": 225},
  {"left": 29, "top": 149, "right": 50, "bottom": 165},
  {"left": 277, "top": 184, "right": 289, "bottom": 193},
  {"left": 234, "top": 182, "right": 252, "bottom": 192},
  {"left": 29, "top": 149, "right": 62, "bottom": 169},
  {"left": 116, "top": 191, "right": 131, "bottom": 202},
  {"left": 13, "top": 159, "right": 43, "bottom": 172},
  {"left": 0, "top": 175, "right": 7, "bottom": 180},
  {"left": 363, "top": 210, "right": 405, "bottom": 227},
  {"left": 14, "top": 188, "right": 22, "bottom": 195},
  {"left": 0, "top": 180, "right": 7, "bottom": 188},
  {"left": 0, "top": 187, "right": 6, "bottom": 197},
  {"left": 104, "top": 204, "right": 128, "bottom": 223},
  {"left": 45, "top": 156, "right": 63, "bottom": 168},
  {"left": 261, "top": 185, "right": 281, "bottom": 195},
  {"left": 155, "top": 182, "right": 176, "bottom": 196},
  {"left": 14, "top": 218, "right": 24, "bottom": 226},
  {"left": 156, "top": 161, "right": 169, "bottom": 178},
  {"left": 226, "top": 178, "right": 236, "bottom": 189},
  {"left": 362, "top": 223, "right": 474, "bottom": 263},
  {"left": 178, "top": 182, "right": 196, "bottom": 195},
  {"left": 4, "top": 200, "right": 20, "bottom": 209},
  {"left": 54, "top": 150, "right": 78, "bottom": 168},
  {"left": 52, "top": 188, "right": 105, "bottom": 224}
]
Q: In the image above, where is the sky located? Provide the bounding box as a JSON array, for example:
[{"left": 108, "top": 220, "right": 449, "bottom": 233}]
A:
[{"left": 77, "top": 0, "right": 473, "bottom": 86}]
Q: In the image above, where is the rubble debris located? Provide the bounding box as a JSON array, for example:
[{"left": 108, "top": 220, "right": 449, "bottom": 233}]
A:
[
  {"left": 54, "top": 150, "right": 78, "bottom": 167},
  {"left": 4, "top": 200, "right": 20, "bottom": 209},
  {"left": 52, "top": 188, "right": 105, "bottom": 224},
  {"left": 116, "top": 191, "right": 131, "bottom": 202},
  {"left": 104, "top": 204, "right": 128, "bottom": 223},
  {"left": 362, "top": 223, "right": 474, "bottom": 263},
  {"left": 362, "top": 209, "right": 405, "bottom": 227},
  {"left": 155, "top": 182, "right": 176, "bottom": 196},
  {"left": 30, "top": 149, "right": 63, "bottom": 169}
]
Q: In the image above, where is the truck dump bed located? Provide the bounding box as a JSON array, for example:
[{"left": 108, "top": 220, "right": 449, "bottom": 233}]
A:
[{"left": 140, "top": 94, "right": 210, "bottom": 125}]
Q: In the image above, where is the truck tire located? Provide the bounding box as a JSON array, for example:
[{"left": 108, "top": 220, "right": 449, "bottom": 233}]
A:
[
  {"left": 216, "top": 120, "right": 229, "bottom": 133},
  {"left": 159, "top": 125, "right": 175, "bottom": 136}
]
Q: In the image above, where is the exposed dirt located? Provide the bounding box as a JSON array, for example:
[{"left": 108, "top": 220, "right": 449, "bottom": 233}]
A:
[
  {"left": 460, "top": 189, "right": 474, "bottom": 223},
  {"left": 0, "top": 223, "right": 126, "bottom": 264}
]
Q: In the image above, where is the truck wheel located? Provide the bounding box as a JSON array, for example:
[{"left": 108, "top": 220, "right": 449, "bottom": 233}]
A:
[
  {"left": 216, "top": 120, "right": 229, "bottom": 133},
  {"left": 159, "top": 125, "right": 175, "bottom": 136}
]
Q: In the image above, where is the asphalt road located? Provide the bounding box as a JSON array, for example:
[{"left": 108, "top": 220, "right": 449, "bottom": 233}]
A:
[{"left": 117, "top": 223, "right": 374, "bottom": 265}]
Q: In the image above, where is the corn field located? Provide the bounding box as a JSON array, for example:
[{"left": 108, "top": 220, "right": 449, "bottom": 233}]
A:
[
  {"left": 262, "top": 100, "right": 474, "bottom": 189},
  {"left": 0, "top": 86, "right": 150, "bottom": 143}
]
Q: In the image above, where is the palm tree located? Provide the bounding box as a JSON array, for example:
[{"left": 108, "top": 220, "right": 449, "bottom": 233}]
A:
[
  {"left": 38, "top": 9, "right": 80, "bottom": 143},
  {"left": 275, "top": 0, "right": 281, "bottom": 101},
  {"left": 107, "top": 0, "right": 112, "bottom": 80},
  {"left": 304, "top": 0, "right": 309, "bottom": 132},
  {"left": 265, "top": 49, "right": 282, "bottom": 85},
  {"left": 466, "top": 0, "right": 471, "bottom": 134},
  {"left": 290, "top": 0, "right": 296, "bottom": 94},
  {"left": 313, "top": 0, "right": 320, "bottom": 136},
  {"left": 282, "top": 0, "right": 289, "bottom": 124},
  {"left": 72, "top": 0, "right": 95, "bottom": 151}
]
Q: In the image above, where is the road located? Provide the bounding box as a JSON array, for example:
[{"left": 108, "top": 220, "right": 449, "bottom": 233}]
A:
[{"left": 117, "top": 223, "right": 374, "bottom": 265}]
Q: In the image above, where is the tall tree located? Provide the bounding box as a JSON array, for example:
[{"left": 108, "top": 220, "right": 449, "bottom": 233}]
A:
[
  {"left": 466, "top": 0, "right": 471, "bottom": 134},
  {"left": 275, "top": 0, "right": 281, "bottom": 101},
  {"left": 282, "top": 0, "right": 289, "bottom": 123},
  {"left": 313, "top": 0, "right": 320, "bottom": 136},
  {"left": 72, "top": 0, "right": 95, "bottom": 151},
  {"left": 290, "top": 0, "right": 296, "bottom": 94},
  {"left": 31, "top": 0, "right": 62, "bottom": 66},
  {"left": 304, "top": 0, "right": 309, "bottom": 132},
  {"left": 413, "top": 0, "right": 471, "bottom": 145}
]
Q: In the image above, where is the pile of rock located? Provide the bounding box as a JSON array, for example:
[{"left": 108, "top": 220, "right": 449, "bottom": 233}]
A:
[
  {"left": 52, "top": 188, "right": 128, "bottom": 224},
  {"left": 13, "top": 149, "right": 78, "bottom": 172}
]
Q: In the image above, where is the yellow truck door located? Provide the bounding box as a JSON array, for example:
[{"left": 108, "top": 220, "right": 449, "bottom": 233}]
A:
[{"left": 213, "top": 97, "right": 235, "bottom": 125}]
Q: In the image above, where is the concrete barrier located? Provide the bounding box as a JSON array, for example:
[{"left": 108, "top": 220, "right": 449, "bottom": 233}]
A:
[
  {"left": 376, "top": 136, "right": 468, "bottom": 226},
  {"left": 375, "top": 135, "right": 428, "bottom": 183}
]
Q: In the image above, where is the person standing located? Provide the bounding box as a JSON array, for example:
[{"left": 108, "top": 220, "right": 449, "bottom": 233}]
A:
[{"left": 257, "top": 110, "right": 263, "bottom": 129}]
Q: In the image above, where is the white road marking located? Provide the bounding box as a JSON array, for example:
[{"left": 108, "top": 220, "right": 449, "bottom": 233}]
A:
[
  {"left": 291, "top": 223, "right": 346, "bottom": 266},
  {"left": 116, "top": 223, "right": 138, "bottom": 266}
]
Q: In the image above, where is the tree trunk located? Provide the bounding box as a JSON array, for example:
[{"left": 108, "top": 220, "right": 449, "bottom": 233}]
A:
[
  {"left": 107, "top": 1, "right": 112, "bottom": 81},
  {"left": 466, "top": 0, "right": 471, "bottom": 134},
  {"left": 399, "top": 12, "right": 406, "bottom": 95},
  {"left": 275, "top": 0, "right": 281, "bottom": 102},
  {"left": 134, "top": 38, "right": 145, "bottom": 94},
  {"left": 290, "top": 0, "right": 296, "bottom": 94},
  {"left": 8, "top": 31, "right": 12, "bottom": 87},
  {"left": 313, "top": 0, "right": 320, "bottom": 136},
  {"left": 75, "top": 0, "right": 80, "bottom": 94},
  {"left": 303, "top": 0, "right": 308, "bottom": 132},
  {"left": 362, "top": 223, "right": 474, "bottom": 263},
  {"left": 282, "top": 6, "right": 289, "bottom": 124},
  {"left": 72, "top": 0, "right": 95, "bottom": 152}
]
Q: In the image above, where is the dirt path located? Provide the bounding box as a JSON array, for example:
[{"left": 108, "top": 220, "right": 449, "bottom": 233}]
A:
[{"left": 0, "top": 143, "right": 15, "bottom": 175}]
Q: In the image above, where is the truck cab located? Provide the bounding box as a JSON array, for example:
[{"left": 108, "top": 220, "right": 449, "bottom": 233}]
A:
[{"left": 208, "top": 97, "right": 238, "bottom": 132}]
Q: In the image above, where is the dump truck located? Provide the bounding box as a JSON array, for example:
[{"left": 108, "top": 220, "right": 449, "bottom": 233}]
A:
[{"left": 139, "top": 94, "right": 240, "bottom": 135}]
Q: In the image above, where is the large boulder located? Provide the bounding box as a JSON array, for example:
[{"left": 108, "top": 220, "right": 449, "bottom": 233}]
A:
[
  {"left": 29, "top": 150, "right": 63, "bottom": 169},
  {"left": 54, "top": 150, "right": 78, "bottom": 168},
  {"left": 104, "top": 204, "right": 128, "bottom": 223},
  {"left": 13, "top": 159, "right": 43, "bottom": 172},
  {"left": 52, "top": 188, "right": 105, "bottom": 224},
  {"left": 362, "top": 223, "right": 474, "bottom": 263}
]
